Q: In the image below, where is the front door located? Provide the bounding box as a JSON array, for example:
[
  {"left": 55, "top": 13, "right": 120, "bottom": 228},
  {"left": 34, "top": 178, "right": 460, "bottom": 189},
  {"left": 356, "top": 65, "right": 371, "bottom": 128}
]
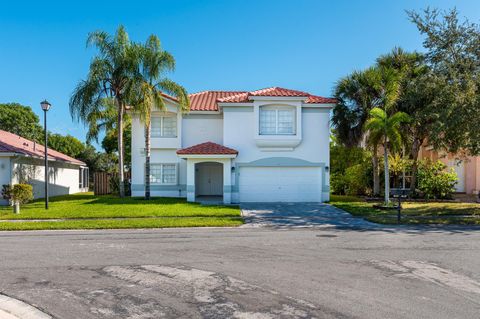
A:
[{"left": 196, "top": 163, "right": 223, "bottom": 196}]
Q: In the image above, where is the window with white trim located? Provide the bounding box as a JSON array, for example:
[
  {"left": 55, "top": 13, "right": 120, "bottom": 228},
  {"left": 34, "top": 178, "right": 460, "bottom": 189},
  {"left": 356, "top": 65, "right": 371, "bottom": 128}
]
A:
[
  {"left": 149, "top": 164, "right": 177, "bottom": 185},
  {"left": 259, "top": 106, "right": 296, "bottom": 135},
  {"left": 151, "top": 115, "right": 177, "bottom": 137}
]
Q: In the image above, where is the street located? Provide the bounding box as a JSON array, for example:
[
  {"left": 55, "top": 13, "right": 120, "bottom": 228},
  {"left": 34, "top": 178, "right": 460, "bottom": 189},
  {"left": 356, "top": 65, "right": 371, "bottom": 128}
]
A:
[{"left": 0, "top": 225, "right": 479, "bottom": 318}]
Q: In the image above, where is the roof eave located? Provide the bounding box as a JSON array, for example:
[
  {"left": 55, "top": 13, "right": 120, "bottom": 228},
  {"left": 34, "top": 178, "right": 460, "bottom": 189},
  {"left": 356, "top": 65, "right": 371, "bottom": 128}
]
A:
[{"left": 176, "top": 154, "right": 238, "bottom": 159}]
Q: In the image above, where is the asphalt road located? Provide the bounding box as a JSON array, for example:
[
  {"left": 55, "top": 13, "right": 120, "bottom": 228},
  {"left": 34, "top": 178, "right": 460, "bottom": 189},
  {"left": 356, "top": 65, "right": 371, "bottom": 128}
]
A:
[{"left": 0, "top": 226, "right": 479, "bottom": 318}]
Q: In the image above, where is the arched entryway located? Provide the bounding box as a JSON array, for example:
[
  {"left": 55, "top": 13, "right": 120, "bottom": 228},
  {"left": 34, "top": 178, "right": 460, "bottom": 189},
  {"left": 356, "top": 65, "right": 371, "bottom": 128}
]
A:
[{"left": 195, "top": 162, "right": 224, "bottom": 200}]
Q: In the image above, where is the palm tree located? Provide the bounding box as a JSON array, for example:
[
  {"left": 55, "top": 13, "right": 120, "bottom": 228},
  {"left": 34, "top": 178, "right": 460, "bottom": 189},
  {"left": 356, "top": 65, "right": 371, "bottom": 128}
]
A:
[
  {"left": 70, "top": 26, "right": 141, "bottom": 197},
  {"left": 133, "top": 35, "right": 189, "bottom": 199},
  {"left": 333, "top": 67, "right": 384, "bottom": 195},
  {"left": 365, "top": 108, "right": 410, "bottom": 204}
]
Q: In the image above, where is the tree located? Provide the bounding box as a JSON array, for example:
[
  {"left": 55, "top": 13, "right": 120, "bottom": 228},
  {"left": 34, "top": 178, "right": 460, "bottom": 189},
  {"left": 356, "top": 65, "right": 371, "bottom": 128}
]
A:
[
  {"left": 365, "top": 108, "right": 410, "bottom": 204},
  {"left": 0, "top": 103, "right": 43, "bottom": 141},
  {"left": 376, "top": 47, "right": 436, "bottom": 192},
  {"left": 81, "top": 97, "right": 132, "bottom": 168},
  {"left": 408, "top": 8, "right": 480, "bottom": 155},
  {"left": 70, "top": 26, "right": 141, "bottom": 197},
  {"left": 48, "top": 133, "right": 85, "bottom": 158},
  {"left": 133, "top": 35, "right": 189, "bottom": 199},
  {"left": 332, "top": 67, "right": 384, "bottom": 195}
]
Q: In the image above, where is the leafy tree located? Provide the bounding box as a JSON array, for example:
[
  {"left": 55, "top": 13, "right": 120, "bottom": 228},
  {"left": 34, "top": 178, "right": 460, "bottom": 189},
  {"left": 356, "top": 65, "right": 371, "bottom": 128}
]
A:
[
  {"left": 77, "top": 144, "right": 118, "bottom": 174},
  {"left": 133, "top": 35, "right": 189, "bottom": 199},
  {"left": 365, "top": 107, "right": 410, "bottom": 204},
  {"left": 408, "top": 8, "right": 480, "bottom": 155},
  {"left": 0, "top": 103, "right": 43, "bottom": 141},
  {"left": 47, "top": 133, "right": 85, "bottom": 158},
  {"left": 70, "top": 26, "right": 141, "bottom": 197}
]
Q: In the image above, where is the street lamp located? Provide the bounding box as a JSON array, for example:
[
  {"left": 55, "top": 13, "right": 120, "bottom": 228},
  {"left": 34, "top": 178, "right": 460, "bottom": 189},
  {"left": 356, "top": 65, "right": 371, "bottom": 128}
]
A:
[{"left": 40, "top": 100, "right": 51, "bottom": 209}]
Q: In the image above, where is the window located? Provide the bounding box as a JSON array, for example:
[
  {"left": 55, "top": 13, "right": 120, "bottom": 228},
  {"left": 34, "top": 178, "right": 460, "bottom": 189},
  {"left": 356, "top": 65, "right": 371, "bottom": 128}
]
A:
[
  {"left": 151, "top": 115, "right": 177, "bottom": 137},
  {"left": 259, "top": 106, "right": 295, "bottom": 135},
  {"left": 149, "top": 164, "right": 177, "bottom": 185},
  {"left": 79, "top": 167, "right": 89, "bottom": 189}
]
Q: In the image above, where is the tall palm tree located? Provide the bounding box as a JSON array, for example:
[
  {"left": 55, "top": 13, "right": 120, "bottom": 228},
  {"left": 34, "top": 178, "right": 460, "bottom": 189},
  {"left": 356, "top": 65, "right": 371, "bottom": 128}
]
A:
[
  {"left": 70, "top": 26, "right": 141, "bottom": 197},
  {"left": 332, "top": 67, "right": 384, "bottom": 195},
  {"left": 365, "top": 108, "right": 410, "bottom": 204},
  {"left": 134, "top": 35, "right": 189, "bottom": 199}
]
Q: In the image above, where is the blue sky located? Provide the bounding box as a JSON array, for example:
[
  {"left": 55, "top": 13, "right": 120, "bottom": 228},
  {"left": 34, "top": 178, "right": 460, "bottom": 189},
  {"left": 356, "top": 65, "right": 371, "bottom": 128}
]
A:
[{"left": 1, "top": 0, "right": 479, "bottom": 148}]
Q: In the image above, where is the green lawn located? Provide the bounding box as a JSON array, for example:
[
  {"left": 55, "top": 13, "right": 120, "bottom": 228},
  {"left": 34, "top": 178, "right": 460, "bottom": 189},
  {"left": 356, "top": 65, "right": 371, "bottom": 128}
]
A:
[
  {"left": 330, "top": 195, "right": 480, "bottom": 225},
  {"left": 0, "top": 192, "right": 243, "bottom": 230}
]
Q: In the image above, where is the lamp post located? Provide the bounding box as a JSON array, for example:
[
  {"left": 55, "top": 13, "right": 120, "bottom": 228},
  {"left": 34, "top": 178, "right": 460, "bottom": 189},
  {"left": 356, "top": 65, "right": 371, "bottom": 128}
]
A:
[{"left": 40, "top": 100, "right": 51, "bottom": 209}]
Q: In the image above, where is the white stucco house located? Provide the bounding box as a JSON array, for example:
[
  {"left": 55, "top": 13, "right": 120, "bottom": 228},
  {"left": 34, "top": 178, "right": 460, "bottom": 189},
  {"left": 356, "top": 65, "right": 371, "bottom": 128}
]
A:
[
  {"left": 130, "top": 87, "right": 335, "bottom": 204},
  {"left": 0, "top": 129, "right": 89, "bottom": 205}
]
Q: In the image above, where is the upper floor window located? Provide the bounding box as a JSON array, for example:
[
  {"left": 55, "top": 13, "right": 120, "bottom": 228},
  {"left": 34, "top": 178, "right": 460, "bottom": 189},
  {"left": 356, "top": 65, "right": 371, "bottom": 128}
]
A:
[
  {"left": 259, "top": 106, "right": 296, "bottom": 135},
  {"left": 151, "top": 115, "right": 177, "bottom": 137}
]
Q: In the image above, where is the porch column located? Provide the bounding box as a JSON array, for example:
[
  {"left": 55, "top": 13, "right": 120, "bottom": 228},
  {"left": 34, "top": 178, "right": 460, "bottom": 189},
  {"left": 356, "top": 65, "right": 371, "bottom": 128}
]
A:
[
  {"left": 223, "top": 159, "right": 232, "bottom": 204},
  {"left": 186, "top": 159, "right": 195, "bottom": 202}
]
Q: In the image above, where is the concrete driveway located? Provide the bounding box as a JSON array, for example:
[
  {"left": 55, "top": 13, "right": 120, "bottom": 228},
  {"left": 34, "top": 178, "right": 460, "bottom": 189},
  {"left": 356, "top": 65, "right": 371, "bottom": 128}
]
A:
[{"left": 241, "top": 202, "right": 379, "bottom": 228}]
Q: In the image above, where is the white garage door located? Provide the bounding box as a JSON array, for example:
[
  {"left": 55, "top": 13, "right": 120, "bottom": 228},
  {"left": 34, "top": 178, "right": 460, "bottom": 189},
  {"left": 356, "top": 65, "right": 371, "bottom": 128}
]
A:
[{"left": 238, "top": 166, "right": 322, "bottom": 202}]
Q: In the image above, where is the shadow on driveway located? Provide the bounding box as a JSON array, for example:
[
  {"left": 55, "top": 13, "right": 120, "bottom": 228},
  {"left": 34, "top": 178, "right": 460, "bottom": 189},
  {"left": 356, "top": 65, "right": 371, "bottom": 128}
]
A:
[{"left": 240, "top": 202, "right": 480, "bottom": 235}]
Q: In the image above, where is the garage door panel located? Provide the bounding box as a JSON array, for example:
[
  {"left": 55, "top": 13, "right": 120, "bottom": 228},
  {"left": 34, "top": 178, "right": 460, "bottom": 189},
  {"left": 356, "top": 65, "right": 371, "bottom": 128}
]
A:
[{"left": 238, "top": 167, "right": 322, "bottom": 202}]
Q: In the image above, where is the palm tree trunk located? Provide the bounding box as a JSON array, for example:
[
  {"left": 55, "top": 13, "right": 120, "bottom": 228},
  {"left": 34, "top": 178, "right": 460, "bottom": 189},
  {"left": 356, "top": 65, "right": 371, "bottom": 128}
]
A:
[
  {"left": 372, "top": 144, "right": 380, "bottom": 196},
  {"left": 384, "top": 141, "right": 390, "bottom": 205},
  {"left": 145, "top": 117, "right": 151, "bottom": 200},
  {"left": 116, "top": 98, "right": 125, "bottom": 198}
]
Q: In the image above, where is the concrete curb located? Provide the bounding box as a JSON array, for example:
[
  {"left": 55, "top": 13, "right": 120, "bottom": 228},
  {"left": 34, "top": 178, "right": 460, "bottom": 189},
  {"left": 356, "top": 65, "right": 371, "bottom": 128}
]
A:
[{"left": 0, "top": 294, "right": 52, "bottom": 319}]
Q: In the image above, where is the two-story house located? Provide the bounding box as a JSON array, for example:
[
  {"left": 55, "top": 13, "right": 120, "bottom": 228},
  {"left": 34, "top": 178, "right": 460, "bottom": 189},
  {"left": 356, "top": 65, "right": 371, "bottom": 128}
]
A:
[{"left": 130, "top": 87, "right": 334, "bottom": 204}]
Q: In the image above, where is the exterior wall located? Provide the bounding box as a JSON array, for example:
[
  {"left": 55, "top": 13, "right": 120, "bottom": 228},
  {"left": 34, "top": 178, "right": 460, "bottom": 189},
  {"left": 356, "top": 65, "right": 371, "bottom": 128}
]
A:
[
  {"left": 0, "top": 156, "right": 12, "bottom": 205},
  {"left": 418, "top": 145, "right": 480, "bottom": 194},
  {"left": 223, "top": 105, "right": 330, "bottom": 202},
  {"left": 182, "top": 114, "right": 223, "bottom": 147},
  {"left": 6, "top": 156, "right": 84, "bottom": 202}
]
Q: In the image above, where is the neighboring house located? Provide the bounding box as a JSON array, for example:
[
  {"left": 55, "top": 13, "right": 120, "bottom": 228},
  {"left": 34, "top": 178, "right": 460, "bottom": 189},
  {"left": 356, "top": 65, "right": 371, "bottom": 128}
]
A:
[
  {"left": 130, "top": 87, "right": 335, "bottom": 204},
  {"left": 419, "top": 145, "right": 480, "bottom": 194},
  {"left": 0, "top": 129, "right": 89, "bottom": 205}
]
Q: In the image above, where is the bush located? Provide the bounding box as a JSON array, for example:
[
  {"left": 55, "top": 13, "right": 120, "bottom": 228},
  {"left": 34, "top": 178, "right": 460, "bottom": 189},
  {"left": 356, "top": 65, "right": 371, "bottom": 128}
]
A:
[
  {"left": 417, "top": 160, "right": 457, "bottom": 199},
  {"left": 1, "top": 184, "right": 12, "bottom": 202},
  {"left": 344, "top": 164, "right": 371, "bottom": 196},
  {"left": 11, "top": 184, "right": 34, "bottom": 204},
  {"left": 330, "top": 143, "right": 372, "bottom": 196}
]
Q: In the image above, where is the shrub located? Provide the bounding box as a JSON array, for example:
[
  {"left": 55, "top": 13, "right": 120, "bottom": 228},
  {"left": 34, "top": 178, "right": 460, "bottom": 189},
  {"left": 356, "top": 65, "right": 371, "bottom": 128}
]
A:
[
  {"left": 1, "top": 184, "right": 12, "bottom": 202},
  {"left": 331, "top": 173, "right": 347, "bottom": 195},
  {"left": 11, "top": 184, "right": 33, "bottom": 203},
  {"left": 330, "top": 142, "right": 372, "bottom": 196},
  {"left": 344, "top": 164, "right": 371, "bottom": 196},
  {"left": 10, "top": 184, "right": 33, "bottom": 214},
  {"left": 417, "top": 160, "right": 457, "bottom": 199}
]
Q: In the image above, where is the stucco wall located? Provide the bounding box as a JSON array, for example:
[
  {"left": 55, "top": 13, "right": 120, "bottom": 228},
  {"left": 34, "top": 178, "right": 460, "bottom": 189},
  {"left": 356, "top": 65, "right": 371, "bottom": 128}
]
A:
[
  {"left": 6, "top": 157, "right": 84, "bottom": 201},
  {"left": 0, "top": 156, "right": 12, "bottom": 205}
]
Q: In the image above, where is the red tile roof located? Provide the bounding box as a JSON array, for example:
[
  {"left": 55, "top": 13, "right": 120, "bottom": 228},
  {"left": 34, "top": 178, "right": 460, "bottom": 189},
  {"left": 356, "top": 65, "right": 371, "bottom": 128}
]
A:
[
  {"left": 0, "top": 129, "right": 86, "bottom": 166},
  {"left": 189, "top": 91, "right": 246, "bottom": 111},
  {"left": 176, "top": 142, "right": 238, "bottom": 155},
  {"left": 217, "top": 87, "right": 337, "bottom": 104}
]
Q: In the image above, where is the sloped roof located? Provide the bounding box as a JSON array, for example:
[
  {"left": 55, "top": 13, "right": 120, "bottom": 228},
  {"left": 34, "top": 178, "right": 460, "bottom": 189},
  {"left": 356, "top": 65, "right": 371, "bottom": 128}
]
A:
[
  {"left": 176, "top": 142, "right": 238, "bottom": 155},
  {"left": 189, "top": 91, "right": 246, "bottom": 111},
  {"left": 217, "top": 87, "right": 337, "bottom": 104},
  {"left": 0, "top": 129, "right": 86, "bottom": 166}
]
